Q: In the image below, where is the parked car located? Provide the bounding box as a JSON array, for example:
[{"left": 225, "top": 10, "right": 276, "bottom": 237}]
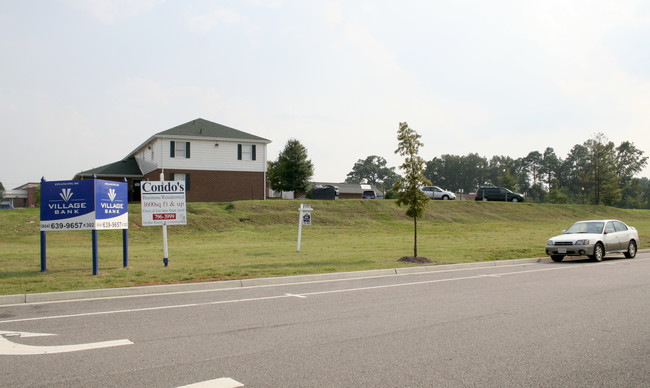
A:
[
  {"left": 475, "top": 186, "right": 524, "bottom": 202},
  {"left": 545, "top": 219, "right": 639, "bottom": 262},
  {"left": 311, "top": 185, "right": 339, "bottom": 200},
  {"left": 361, "top": 190, "right": 377, "bottom": 199},
  {"left": 420, "top": 186, "right": 456, "bottom": 200}
]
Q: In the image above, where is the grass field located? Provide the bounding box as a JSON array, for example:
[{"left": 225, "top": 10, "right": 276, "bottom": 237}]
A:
[{"left": 1, "top": 200, "right": 648, "bottom": 296}]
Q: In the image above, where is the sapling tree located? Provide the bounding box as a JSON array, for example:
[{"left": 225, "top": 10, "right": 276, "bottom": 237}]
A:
[{"left": 393, "top": 122, "right": 431, "bottom": 258}]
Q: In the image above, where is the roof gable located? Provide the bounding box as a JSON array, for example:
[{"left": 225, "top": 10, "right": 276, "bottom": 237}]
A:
[
  {"left": 157, "top": 118, "right": 271, "bottom": 143},
  {"left": 75, "top": 156, "right": 143, "bottom": 179}
]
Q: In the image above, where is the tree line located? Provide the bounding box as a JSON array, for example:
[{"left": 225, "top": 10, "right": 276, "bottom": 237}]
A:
[
  {"left": 345, "top": 133, "right": 649, "bottom": 208},
  {"left": 266, "top": 133, "right": 649, "bottom": 209}
]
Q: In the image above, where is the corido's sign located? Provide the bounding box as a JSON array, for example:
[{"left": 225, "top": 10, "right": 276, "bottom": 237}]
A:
[{"left": 141, "top": 180, "right": 186, "bottom": 226}]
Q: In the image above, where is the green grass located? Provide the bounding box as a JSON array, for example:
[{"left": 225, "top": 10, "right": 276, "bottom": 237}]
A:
[{"left": 1, "top": 200, "right": 648, "bottom": 295}]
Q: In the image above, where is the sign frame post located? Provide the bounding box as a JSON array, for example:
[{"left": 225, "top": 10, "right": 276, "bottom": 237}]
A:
[
  {"left": 92, "top": 229, "right": 99, "bottom": 275},
  {"left": 297, "top": 203, "right": 313, "bottom": 252},
  {"left": 40, "top": 230, "right": 47, "bottom": 272},
  {"left": 140, "top": 175, "right": 187, "bottom": 266}
]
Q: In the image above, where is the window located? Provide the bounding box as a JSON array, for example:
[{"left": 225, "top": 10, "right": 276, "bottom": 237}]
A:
[
  {"left": 237, "top": 144, "right": 257, "bottom": 160},
  {"left": 613, "top": 221, "right": 628, "bottom": 232},
  {"left": 170, "top": 141, "right": 191, "bottom": 158}
]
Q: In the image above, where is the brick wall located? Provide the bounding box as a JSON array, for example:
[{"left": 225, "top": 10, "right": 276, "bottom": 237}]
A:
[{"left": 144, "top": 169, "right": 266, "bottom": 202}]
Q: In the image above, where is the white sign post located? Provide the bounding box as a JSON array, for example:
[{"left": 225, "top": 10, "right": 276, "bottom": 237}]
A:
[
  {"left": 141, "top": 176, "right": 187, "bottom": 266},
  {"left": 297, "top": 203, "right": 313, "bottom": 252}
]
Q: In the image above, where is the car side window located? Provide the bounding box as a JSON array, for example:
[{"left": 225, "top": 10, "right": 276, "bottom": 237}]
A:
[
  {"left": 613, "top": 221, "right": 628, "bottom": 232},
  {"left": 605, "top": 222, "right": 616, "bottom": 234}
]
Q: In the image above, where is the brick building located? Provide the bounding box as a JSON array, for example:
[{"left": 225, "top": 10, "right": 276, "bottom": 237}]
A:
[{"left": 75, "top": 118, "right": 271, "bottom": 202}]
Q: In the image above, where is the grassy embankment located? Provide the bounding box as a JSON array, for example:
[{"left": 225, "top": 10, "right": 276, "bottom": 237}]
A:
[{"left": 1, "top": 200, "right": 648, "bottom": 295}]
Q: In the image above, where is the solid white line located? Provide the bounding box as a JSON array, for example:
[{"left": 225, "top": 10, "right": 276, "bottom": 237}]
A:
[
  {"left": 0, "top": 261, "right": 548, "bottom": 307},
  {"left": 0, "top": 258, "right": 645, "bottom": 325}
]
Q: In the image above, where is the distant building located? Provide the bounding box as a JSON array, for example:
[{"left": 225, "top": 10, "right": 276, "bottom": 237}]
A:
[
  {"left": 75, "top": 118, "right": 271, "bottom": 202},
  {"left": 2, "top": 182, "right": 39, "bottom": 208}
]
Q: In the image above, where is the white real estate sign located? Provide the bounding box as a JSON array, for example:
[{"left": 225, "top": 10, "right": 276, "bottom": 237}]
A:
[{"left": 141, "top": 181, "right": 187, "bottom": 226}]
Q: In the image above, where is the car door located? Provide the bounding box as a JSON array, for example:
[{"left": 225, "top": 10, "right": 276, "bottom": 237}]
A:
[
  {"left": 496, "top": 188, "right": 507, "bottom": 201},
  {"left": 432, "top": 187, "right": 442, "bottom": 199},
  {"left": 613, "top": 221, "right": 630, "bottom": 251},
  {"left": 603, "top": 221, "right": 619, "bottom": 251}
]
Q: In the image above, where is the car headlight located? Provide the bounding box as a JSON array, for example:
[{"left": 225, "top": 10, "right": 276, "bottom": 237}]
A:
[
  {"left": 547, "top": 240, "right": 553, "bottom": 246},
  {"left": 575, "top": 239, "right": 590, "bottom": 245}
]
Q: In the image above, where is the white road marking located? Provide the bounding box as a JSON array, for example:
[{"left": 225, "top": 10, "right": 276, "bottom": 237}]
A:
[
  {"left": 0, "top": 330, "right": 133, "bottom": 355},
  {"left": 285, "top": 293, "right": 307, "bottom": 298},
  {"left": 0, "top": 259, "right": 641, "bottom": 325},
  {"left": 0, "top": 330, "right": 56, "bottom": 338},
  {"left": 178, "top": 377, "right": 244, "bottom": 387}
]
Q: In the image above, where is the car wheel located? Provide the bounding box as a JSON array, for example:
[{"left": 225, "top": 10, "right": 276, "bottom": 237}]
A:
[
  {"left": 590, "top": 243, "right": 604, "bottom": 262},
  {"left": 482, "top": 197, "right": 488, "bottom": 201},
  {"left": 442, "top": 195, "right": 449, "bottom": 200},
  {"left": 624, "top": 240, "right": 637, "bottom": 259},
  {"left": 551, "top": 255, "right": 564, "bottom": 262},
  {"left": 511, "top": 197, "right": 519, "bottom": 202}
]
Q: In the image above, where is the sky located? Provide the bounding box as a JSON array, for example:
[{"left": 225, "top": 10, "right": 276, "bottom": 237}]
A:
[{"left": 2, "top": 0, "right": 650, "bottom": 190}]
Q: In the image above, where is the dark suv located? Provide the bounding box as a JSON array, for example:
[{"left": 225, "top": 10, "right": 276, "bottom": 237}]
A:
[
  {"left": 475, "top": 186, "right": 524, "bottom": 202},
  {"left": 362, "top": 190, "right": 377, "bottom": 199}
]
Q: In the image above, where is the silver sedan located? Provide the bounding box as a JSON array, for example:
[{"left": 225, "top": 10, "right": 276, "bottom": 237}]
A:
[
  {"left": 420, "top": 186, "right": 456, "bottom": 200},
  {"left": 545, "top": 219, "right": 639, "bottom": 262}
]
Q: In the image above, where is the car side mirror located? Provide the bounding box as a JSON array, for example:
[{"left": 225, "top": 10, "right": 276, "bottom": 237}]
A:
[{"left": 561, "top": 230, "right": 566, "bottom": 234}]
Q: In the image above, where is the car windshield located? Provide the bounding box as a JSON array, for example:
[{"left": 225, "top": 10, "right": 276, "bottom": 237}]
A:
[{"left": 566, "top": 221, "right": 604, "bottom": 234}]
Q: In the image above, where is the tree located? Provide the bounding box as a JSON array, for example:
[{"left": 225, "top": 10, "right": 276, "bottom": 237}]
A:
[
  {"left": 345, "top": 155, "right": 400, "bottom": 192},
  {"left": 0, "top": 181, "right": 4, "bottom": 201},
  {"left": 267, "top": 139, "right": 314, "bottom": 196},
  {"left": 540, "top": 147, "right": 561, "bottom": 191},
  {"left": 560, "top": 144, "right": 591, "bottom": 203},
  {"left": 424, "top": 153, "right": 488, "bottom": 194},
  {"left": 615, "top": 141, "right": 648, "bottom": 206},
  {"left": 523, "top": 151, "right": 543, "bottom": 188},
  {"left": 584, "top": 133, "right": 620, "bottom": 205},
  {"left": 615, "top": 141, "right": 648, "bottom": 184},
  {"left": 393, "top": 122, "right": 431, "bottom": 258}
]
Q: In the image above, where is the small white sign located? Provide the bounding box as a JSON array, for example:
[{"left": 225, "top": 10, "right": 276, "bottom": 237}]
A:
[{"left": 141, "top": 181, "right": 187, "bottom": 226}]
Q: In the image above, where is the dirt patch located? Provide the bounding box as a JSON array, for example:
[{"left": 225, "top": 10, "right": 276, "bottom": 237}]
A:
[{"left": 397, "top": 256, "right": 435, "bottom": 264}]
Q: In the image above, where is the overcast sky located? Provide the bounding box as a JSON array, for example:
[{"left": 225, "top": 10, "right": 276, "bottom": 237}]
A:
[{"left": 2, "top": 0, "right": 650, "bottom": 190}]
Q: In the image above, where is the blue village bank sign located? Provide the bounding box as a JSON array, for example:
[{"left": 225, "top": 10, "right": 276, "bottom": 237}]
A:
[{"left": 40, "top": 179, "right": 129, "bottom": 231}]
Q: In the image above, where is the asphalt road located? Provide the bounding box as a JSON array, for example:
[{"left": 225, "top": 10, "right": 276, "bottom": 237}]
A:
[{"left": 1, "top": 253, "right": 649, "bottom": 387}]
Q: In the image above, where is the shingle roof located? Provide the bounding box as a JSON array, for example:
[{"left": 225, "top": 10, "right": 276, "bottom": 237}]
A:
[
  {"left": 156, "top": 118, "right": 271, "bottom": 143},
  {"left": 74, "top": 156, "right": 143, "bottom": 179}
]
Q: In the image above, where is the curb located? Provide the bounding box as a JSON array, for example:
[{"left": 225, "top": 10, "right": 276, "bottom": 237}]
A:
[{"left": 0, "top": 256, "right": 555, "bottom": 306}]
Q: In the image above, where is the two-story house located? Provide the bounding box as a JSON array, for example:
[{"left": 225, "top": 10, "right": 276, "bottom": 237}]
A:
[{"left": 75, "top": 118, "right": 271, "bottom": 202}]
